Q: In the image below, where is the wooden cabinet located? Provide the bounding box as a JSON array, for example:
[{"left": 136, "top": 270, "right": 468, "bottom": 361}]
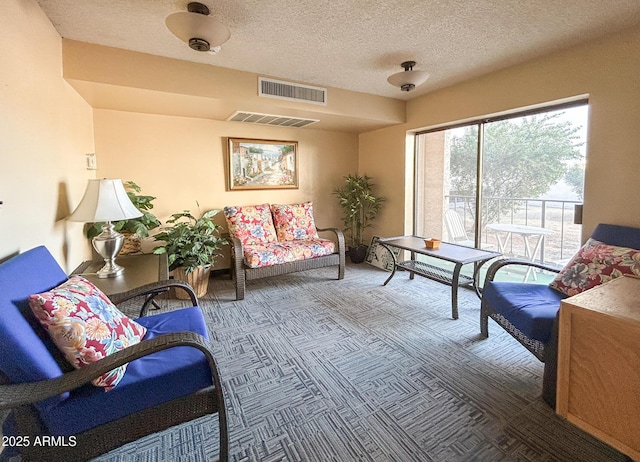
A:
[{"left": 556, "top": 276, "right": 640, "bottom": 460}]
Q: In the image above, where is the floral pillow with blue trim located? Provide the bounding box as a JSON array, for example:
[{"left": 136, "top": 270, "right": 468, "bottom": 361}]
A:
[{"left": 29, "top": 276, "right": 147, "bottom": 391}]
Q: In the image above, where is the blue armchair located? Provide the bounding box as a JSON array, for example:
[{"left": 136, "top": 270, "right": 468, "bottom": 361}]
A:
[
  {"left": 480, "top": 223, "right": 640, "bottom": 408},
  {"left": 0, "top": 246, "right": 228, "bottom": 461}
]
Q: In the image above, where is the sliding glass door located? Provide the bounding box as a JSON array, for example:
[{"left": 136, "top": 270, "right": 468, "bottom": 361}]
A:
[{"left": 415, "top": 101, "right": 588, "bottom": 271}]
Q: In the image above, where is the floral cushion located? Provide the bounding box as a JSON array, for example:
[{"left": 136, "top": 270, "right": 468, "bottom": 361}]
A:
[
  {"left": 549, "top": 238, "right": 640, "bottom": 296},
  {"left": 223, "top": 203, "right": 278, "bottom": 247},
  {"left": 243, "top": 239, "right": 336, "bottom": 268},
  {"left": 28, "top": 276, "right": 147, "bottom": 391},
  {"left": 270, "top": 202, "right": 320, "bottom": 241}
]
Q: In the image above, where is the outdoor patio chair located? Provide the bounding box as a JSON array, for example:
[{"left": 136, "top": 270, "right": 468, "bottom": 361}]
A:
[
  {"left": 0, "top": 246, "right": 228, "bottom": 461},
  {"left": 480, "top": 223, "right": 640, "bottom": 408},
  {"left": 444, "top": 209, "right": 475, "bottom": 247}
]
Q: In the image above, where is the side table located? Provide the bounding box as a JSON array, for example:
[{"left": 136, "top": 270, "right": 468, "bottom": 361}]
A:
[{"left": 71, "top": 253, "right": 169, "bottom": 309}]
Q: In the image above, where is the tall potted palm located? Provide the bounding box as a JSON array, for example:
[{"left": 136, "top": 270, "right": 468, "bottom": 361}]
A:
[
  {"left": 153, "top": 209, "right": 227, "bottom": 298},
  {"left": 333, "top": 173, "right": 385, "bottom": 263}
]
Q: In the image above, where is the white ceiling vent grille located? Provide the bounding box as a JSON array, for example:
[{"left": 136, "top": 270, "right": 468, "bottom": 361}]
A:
[
  {"left": 259, "top": 77, "right": 327, "bottom": 105},
  {"left": 227, "top": 111, "right": 319, "bottom": 128}
]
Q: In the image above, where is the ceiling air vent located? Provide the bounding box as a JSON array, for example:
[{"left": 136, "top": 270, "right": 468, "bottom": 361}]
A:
[
  {"left": 258, "top": 77, "right": 327, "bottom": 105},
  {"left": 227, "top": 111, "right": 319, "bottom": 128}
]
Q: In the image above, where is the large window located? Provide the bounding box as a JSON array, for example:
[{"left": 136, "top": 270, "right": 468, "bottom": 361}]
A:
[{"left": 415, "top": 101, "right": 588, "bottom": 272}]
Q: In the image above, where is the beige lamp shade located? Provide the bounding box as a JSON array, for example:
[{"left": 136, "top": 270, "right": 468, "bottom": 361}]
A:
[
  {"left": 69, "top": 179, "right": 142, "bottom": 278},
  {"left": 69, "top": 179, "right": 142, "bottom": 223}
]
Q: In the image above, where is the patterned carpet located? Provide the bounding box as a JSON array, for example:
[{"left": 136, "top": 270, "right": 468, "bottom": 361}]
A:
[{"left": 87, "top": 262, "right": 625, "bottom": 462}]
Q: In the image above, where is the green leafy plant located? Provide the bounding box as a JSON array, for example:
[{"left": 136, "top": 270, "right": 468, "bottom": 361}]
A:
[
  {"left": 333, "top": 173, "right": 385, "bottom": 249},
  {"left": 152, "top": 209, "right": 227, "bottom": 273},
  {"left": 85, "top": 181, "right": 161, "bottom": 238}
]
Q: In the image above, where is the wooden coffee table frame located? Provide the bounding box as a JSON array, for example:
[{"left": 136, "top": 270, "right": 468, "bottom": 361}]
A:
[{"left": 378, "top": 236, "right": 502, "bottom": 319}]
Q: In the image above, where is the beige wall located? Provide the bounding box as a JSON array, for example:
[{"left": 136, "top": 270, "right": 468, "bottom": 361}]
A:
[
  {"left": 92, "top": 109, "right": 358, "bottom": 266},
  {"left": 360, "top": 25, "right": 640, "bottom": 242},
  {"left": 357, "top": 125, "right": 408, "bottom": 243},
  {"left": 0, "top": 0, "right": 95, "bottom": 270}
]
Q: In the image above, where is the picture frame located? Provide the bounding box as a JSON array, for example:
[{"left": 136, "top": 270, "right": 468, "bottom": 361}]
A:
[
  {"left": 365, "top": 236, "right": 400, "bottom": 272},
  {"left": 226, "top": 138, "right": 298, "bottom": 190}
]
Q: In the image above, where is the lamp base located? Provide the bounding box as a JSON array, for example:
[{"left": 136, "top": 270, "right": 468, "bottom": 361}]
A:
[
  {"left": 92, "top": 221, "right": 125, "bottom": 278},
  {"left": 95, "top": 260, "right": 125, "bottom": 278}
]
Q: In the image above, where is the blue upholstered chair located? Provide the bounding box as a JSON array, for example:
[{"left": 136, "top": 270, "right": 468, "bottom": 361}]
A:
[
  {"left": 0, "top": 246, "right": 228, "bottom": 461},
  {"left": 480, "top": 223, "right": 640, "bottom": 408}
]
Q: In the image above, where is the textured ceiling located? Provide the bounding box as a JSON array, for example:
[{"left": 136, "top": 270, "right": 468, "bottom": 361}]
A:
[{"left": 35, "top": 0, "right": 640, "bottom": 100}]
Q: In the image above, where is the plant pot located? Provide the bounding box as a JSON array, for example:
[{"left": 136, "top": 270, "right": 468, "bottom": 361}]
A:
[
  {"left": 348, "top": 245, "right": 368, "bottom": 264},
  {"left": 120, "top": 232, "right": 142, "bottom": 255},
  {"left": 171, "top": 265, "right": 212, "bottom": 299}
]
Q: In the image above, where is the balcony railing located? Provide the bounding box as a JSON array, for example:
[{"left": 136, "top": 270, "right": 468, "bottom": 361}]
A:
[{"left": 446, "top": 195, "right": 582, "bottom": 267}]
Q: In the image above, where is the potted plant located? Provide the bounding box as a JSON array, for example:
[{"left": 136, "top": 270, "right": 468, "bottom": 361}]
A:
[
  {"left": 152, "top": 209, "right": 227, "bottom": 298},
  {"left": 85, "top": 181, "right": 161, "bottom": 254},
  {"left": 333, "top": 173, "right": 385, "bottom": 263}
]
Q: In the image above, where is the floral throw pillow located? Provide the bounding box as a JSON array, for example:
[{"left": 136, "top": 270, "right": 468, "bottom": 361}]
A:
[
  {"left": 270, "top": 202, "right": 320, "bottom": 241},
  {"left": 28, "top": 276, "right": 147, "bottom": 391},
  {"left": 223, "top": 203, "right": 278, "bottom": 247},
  {"left": 549, "top": 238, "right": 640, "bottom": 296}
]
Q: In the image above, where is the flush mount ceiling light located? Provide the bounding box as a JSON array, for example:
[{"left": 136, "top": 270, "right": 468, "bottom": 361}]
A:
[
  {"left": 387, "top": 61, "right": 430, "bottom": 92},
  {"left": 166, "top": 2, "right": 230, "bottom": 52}
]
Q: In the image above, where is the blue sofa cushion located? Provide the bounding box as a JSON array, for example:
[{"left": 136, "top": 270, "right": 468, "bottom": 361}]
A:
[
  {"left": 0, "top": 246, "right": 70, "bottom": 412},
  {"left": 483, "top": 282, "right": 567, "bottom": 343},
  {"left": 40, "top": 306, "right": 214, "bottom": 436}
]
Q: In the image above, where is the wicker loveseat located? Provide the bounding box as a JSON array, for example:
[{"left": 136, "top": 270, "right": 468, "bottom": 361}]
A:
[{"left": 223, "top": 202, "right": 345, "bottom": 300}]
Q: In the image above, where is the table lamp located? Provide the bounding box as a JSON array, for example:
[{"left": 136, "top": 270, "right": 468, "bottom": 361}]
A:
[{"left": 69, "top": 179, "right": 143, "bottom": 278}]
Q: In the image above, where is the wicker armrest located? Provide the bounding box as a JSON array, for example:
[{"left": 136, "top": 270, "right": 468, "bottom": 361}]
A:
[
  {"left": 483, "top": 258, "right": 561, "bottom": 285},
  {"left": 230, "top": 235, "right": 244, "bottom": 267},
  {"left": 110, "top": 280, "right": 199, "bottom": 317},
  {"left": 316, "top": 227, "right": 346, "bottom": 255},
  {"left": 0, "top": 331, "right": 220, "bottom": 410},
  {"left": 230, "top": 236, "right": 243, "bottom": 253}
]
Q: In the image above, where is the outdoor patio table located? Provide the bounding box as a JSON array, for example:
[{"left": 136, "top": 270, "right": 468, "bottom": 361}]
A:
[
  {"left": 378, "top": 236, "right": 502, "bottom": 319},
  {"left": 486, "top": 223, "right": 554, "bottom": 281}
]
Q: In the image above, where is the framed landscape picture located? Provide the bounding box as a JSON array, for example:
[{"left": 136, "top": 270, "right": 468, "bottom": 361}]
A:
[
  {"left": 365, "top": 236, "right": 400, "bottom": 271},
  {"left": 226, "top": 138, "right": 298, "bottom": 190}
]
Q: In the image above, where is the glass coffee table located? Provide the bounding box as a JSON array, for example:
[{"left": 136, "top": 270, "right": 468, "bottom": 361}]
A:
[{"left": 378, "top": 236, "right": 502, "bottom": 319}]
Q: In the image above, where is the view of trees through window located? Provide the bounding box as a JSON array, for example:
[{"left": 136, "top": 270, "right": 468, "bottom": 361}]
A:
[{"left": 415, "top": 101, "right": 588, "bottom": 272}]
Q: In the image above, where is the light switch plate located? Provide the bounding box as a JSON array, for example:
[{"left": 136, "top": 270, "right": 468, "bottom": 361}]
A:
[{"left": 85, "top": 153, "right": 97, "bottom": 170}]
